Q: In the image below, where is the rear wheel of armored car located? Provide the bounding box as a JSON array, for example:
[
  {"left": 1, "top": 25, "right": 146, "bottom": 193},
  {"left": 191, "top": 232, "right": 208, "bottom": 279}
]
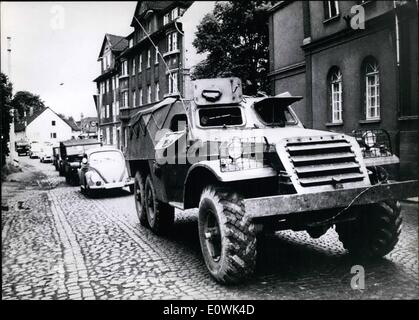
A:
[
  {"left": 335, "top": 201, "right": 402, "bottom": 259},
  {"left": 134, "top": 171, "right": 148, "bottom": 227},
  {"left": 144, "top": 175, "right": 174, "bottom": 234},
  {"left": 198, "top": 186, "right": 257, "bottom": 284}
]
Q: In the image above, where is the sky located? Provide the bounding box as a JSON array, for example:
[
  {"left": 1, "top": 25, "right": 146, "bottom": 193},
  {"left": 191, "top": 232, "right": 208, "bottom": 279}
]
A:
[{"left": 1, "top": 1, "right": 137, "bottom": 120}]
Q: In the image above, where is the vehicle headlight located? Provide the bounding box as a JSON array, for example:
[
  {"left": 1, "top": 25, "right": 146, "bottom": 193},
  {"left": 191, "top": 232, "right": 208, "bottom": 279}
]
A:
[
  {"left": 88, "top": 171, "right": 103, "bottom": 183},
  {"left": 228, "top": 138, "right": 243, "bottom": 160},
  {"left": 362, "top": 131, "right": 377, "bottom": 148}
]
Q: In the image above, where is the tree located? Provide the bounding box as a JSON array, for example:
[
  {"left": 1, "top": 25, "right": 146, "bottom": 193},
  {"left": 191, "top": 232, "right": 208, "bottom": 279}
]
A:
[
  {"left": 11, "top": 91, "right": 46, "bottom": 121},
  {"left": 192, "top": 1, "right": 273, "bottom": 95},
  {"left": 0, "top": 73, "right": 13, "bottom": 167}
]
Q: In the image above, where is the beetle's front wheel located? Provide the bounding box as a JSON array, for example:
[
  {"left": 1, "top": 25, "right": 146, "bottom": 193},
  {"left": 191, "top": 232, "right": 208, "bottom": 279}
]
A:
[{"left": 198, "top": 186, "right": 257, "bottom": 284}]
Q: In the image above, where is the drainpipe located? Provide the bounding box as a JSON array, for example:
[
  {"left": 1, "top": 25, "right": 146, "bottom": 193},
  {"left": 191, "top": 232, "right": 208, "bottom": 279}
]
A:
[{"left": 393, "top": 1, "right": 401, "bottom": 117}]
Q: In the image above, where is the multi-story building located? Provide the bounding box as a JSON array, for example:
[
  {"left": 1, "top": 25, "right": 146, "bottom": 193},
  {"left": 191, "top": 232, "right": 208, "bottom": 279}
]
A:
[
  {"left": 93, "top": 33, "right": 128, "bottom": 148},
  {"left": 268, "top": 0, "right": 418, "bottom": 178},
  {"left": 94, "top": 1, "right": 214, "bottom": 152},
  {"left": 117, "top": 1, "right": 195, "bottom": 150}
]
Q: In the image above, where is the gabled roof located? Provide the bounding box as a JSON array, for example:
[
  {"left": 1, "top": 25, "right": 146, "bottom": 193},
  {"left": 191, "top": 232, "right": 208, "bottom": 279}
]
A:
[
  {"left": 97, "top": 33, "right": 129, "bottom": 60},
  {"left": 14, "top": 107, "right": 80, "bottom": 132},
  {"left": 130, "top": 1, "right": 174, "bottom": 26}
]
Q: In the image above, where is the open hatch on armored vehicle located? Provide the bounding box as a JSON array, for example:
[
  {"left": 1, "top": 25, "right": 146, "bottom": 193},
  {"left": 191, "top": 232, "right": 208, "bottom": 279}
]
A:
[
  {"left": 125, "top": 77, "right": 418, "bottom": 284},
  {"left": 60, "top": 139, "right": 102, "bottom": 185}
]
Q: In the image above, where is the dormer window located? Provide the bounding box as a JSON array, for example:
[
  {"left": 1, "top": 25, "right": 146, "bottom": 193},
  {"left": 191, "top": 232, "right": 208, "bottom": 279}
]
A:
[
  {"left": 163, "top": 13, "right": 170, "bottom": 25},
  {"left": 171, "top": 7, "right": 179, "bottom": 20}
]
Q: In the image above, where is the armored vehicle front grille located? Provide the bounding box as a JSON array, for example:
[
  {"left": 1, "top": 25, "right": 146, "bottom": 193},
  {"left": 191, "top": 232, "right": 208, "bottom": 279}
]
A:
[{"left": 286, "top": 139, "right": 364, "bottom": 187}]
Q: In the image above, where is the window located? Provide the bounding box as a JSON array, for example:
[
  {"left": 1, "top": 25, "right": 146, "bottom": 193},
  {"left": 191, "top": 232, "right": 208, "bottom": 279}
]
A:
[
  {"left": 121, "top": 60, "right": 128, "bottom": 76},
  {"left": 129, "top": 38, "right": 133, "bottom": 48},
  {"left": 324, "top": 1, "right": 339, "bottom": 19},
  {"left": 199, "top": 107, "right": 243, "bottom": 127},
  {"left": 163, "top": 13, "right": 170, "bottom": 25},
  {"left": 167, "top": 32, "right": 178, "bottom": 52},
  {"left": 328, "top": 67, "right": 343, "bottom": 124},
  {"left": 168, "top": 72, "right": 178, "bottom": 94},
  {"left": 132, "top": 59, "right": 136, "bottom": 75},
  {"left": 139, "top": 88, "right": 143, "bottom": 106},
  {"left": 147, "top": 85, "right": 151, "bottom": 104},
  {"left": 155, "top": 48, "right": 159, "bottom": 64},
  {"left": 106, "top": 127, "right": 111, "bottom": 145},
  {"left": 50, "top": 133, "right": 57, "bottom": 139},
  {"left": 171, "top": 7, "right": 179, "bottom": 20},
  {"left": 139, "top": 54, "right": 142, "bottom": 72},
  {"left": 363, "top": 57, "right": 380, "bottom": 120},
  {"left": 147, "top": 50, "right": 151, "bottom": 68},
  {"left": 122, "top": 91, "right": 129, "bottom": 108},
  {"left": 51, "top": 121, "right": 56, "bottom": 126},
  {"left": 133, "top": 90, "right": 137, "bottom": 106},
  {"left": 115, "top": 100, "right": 120, "bottom": 115},
  {"left": 106, "top": 80, "right": 109, "bottom": 93},
  {"left": 155, "top": 82, "right": 160, "bottom": 101}
]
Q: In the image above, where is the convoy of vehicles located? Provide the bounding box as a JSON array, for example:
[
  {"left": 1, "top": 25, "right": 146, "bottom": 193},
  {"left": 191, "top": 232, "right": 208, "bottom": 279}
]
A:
[
  {"left": 123, "top": 77, "right": 417, "bottom": 284},
  {"left": 79, "top": 146, "right": 134, "bottom": 196},
  {"left": 22, "top": 77, "right": 417, "bottom": 285}
]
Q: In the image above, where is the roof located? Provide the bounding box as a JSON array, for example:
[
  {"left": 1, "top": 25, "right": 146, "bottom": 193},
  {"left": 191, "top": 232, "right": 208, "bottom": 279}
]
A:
[
  {"left": 97, "top": 33, "right": 129, "bottom": 60},
  {"left": 130, "top": 1, "right": 193, "bottom": 27},
  {"left": 60, "top": 117, "right": 80, "bottom": 131},
  {"left": 60, "top": 138, "right": 101, "bottom": 147},
  {"left": 14, "top": 107, "right": 80, "bottom": 132}
]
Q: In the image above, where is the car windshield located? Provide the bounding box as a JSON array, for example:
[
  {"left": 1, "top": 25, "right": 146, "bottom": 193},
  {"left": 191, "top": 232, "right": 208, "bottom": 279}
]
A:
[
  {"left": 254, "top": 103, "right": 296, "bottom": 127},
  {"left": 89, "top": 151, "right": 124, "bottom": 167},
  {"left": 199, "top": 107, "right": 243, "bottom": 127},
  {"left": 66, "top": 144, "right": 101, "bottom": 156}
]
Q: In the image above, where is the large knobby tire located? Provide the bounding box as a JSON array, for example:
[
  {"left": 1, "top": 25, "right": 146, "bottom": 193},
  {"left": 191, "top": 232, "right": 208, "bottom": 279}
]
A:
[
  {"left": 198, "top": 186, "right": 257, "bottom": 284},
  {"left": 134, "top": 171, "right": 148, "bottom": 227},
  {"left": 144, "top": 175, "right": 174, "bottom": 234},
  {"left": 336, "top": 201, "right": 402, "bottom": 259}
]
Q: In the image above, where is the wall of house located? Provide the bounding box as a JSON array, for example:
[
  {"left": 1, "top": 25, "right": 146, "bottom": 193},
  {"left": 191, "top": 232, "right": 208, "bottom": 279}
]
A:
[
  {"left": 310, "top": 27, "right": 398, "bottom": 137},
  {"left": 26, "top": 109, "right": 74, "bottom": 143},
  {"left": 268, "top": 1, "right": 308, "bottom": 126},
  {"left": 308, "top": 1, "right": 394, "bottom": 42}
]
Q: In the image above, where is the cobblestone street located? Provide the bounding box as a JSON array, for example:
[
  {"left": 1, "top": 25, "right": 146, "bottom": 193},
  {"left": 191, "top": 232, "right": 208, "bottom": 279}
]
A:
[{"left": 2, "top": 157, "right": 418, "bottom": 300}]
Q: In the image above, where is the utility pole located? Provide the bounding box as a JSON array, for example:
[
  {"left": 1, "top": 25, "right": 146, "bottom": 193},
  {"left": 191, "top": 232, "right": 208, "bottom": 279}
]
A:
[{"left": 7, "top": 36, "right": 18, "bottom": 166}]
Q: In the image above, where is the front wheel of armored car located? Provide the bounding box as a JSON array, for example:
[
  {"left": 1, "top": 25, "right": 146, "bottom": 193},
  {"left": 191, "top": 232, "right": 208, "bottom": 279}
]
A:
[
  {"left": 198, "top": 186, "right": 257, "bottom": 285},
  {"left": 144, "top": 175, "right": 174, "bottom": 234},
  {"left": 335, "top": 201, "right": 402, "bottom": 259},
  {"left": 134, "top": 171, "right": 148, "bottom": 227}
]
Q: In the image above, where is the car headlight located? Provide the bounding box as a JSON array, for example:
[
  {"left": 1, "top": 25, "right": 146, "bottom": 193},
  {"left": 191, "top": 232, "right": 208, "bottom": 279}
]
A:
[
  {"left": 362, "top": 131, "right": 377, "bottom": 148},
  {"left": 88, "top": 171, "right": 103, "bottom": 183},
  {"left": 228, "top": 138, "right": 243, "bottom": 160}
]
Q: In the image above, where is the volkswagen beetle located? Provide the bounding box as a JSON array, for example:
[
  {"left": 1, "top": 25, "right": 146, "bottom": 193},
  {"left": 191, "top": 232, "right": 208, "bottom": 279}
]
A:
[{"left": 79, "top": 146, "right": 134, "bottom": 196}]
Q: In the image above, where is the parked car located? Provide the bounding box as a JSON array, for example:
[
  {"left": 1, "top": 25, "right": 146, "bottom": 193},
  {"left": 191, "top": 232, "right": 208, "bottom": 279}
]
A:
[
  {"left": 60, "top": 139, "right": 102, "bottom": 185},
  {"left": 39, "top": 142, "right": 54, "bottom": 163},
  {"left": 29, "top": 141, "right": 43, "bottom": 158},
  {"left": 79, "top": 146, "right": 134, "bottom": 196},
  {"left": 15, "top": 140, "right": 30, "bottom": 156},
  {"left": 124, "top": 77, "right": 418, "bottom": 284}
]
